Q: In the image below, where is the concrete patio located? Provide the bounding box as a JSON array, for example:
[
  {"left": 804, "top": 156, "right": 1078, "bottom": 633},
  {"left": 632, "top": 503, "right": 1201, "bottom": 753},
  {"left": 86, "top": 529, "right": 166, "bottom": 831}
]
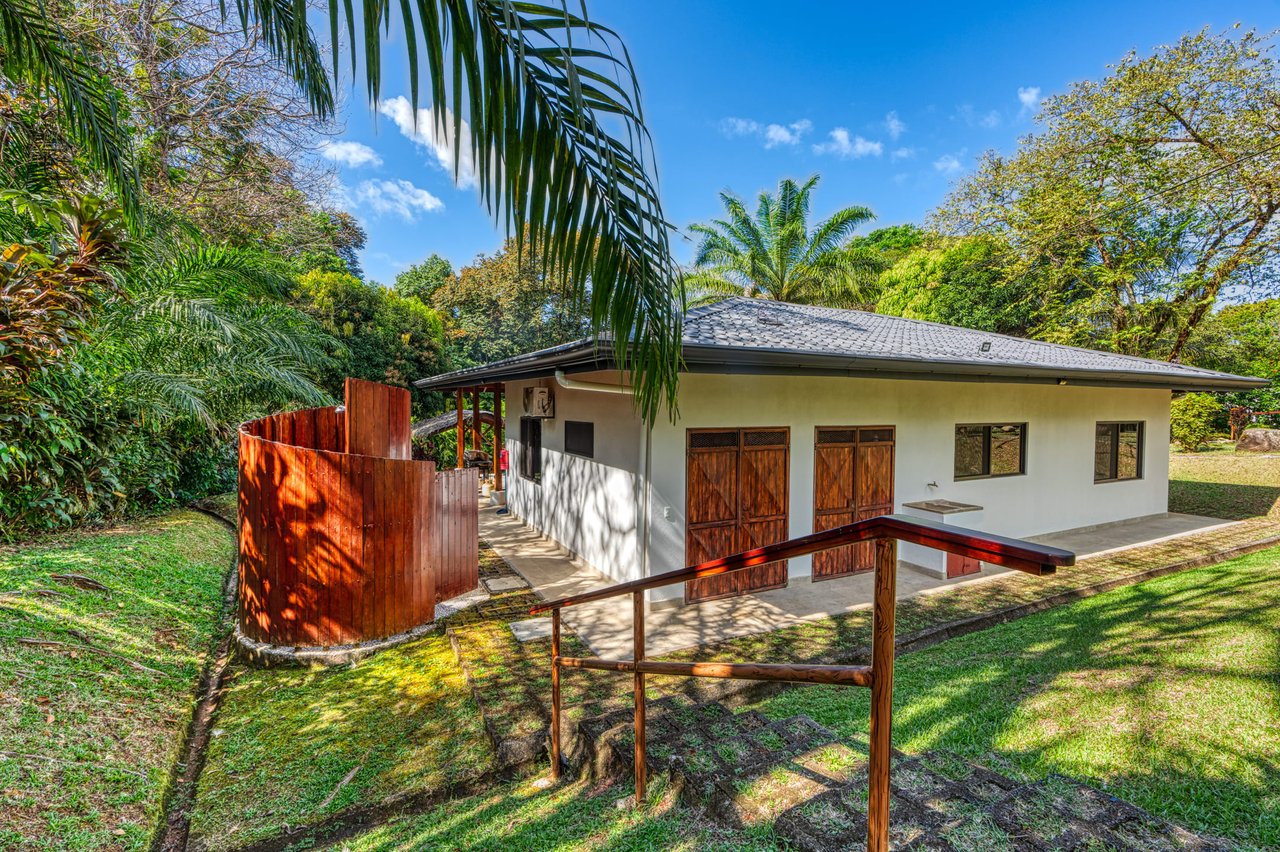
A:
[{"left": 482, "top": 506, "right": 1237, "bottom": 658}]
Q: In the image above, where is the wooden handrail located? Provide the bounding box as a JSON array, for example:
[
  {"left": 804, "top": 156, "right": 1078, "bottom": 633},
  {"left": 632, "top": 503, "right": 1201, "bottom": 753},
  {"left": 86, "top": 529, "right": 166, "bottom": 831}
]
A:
[
  {"left": 536, "top": 517, "right": 1073, "bottom": 852},
  {"left": 530, "top": 514, "right": 1074, "bottom": 614}
]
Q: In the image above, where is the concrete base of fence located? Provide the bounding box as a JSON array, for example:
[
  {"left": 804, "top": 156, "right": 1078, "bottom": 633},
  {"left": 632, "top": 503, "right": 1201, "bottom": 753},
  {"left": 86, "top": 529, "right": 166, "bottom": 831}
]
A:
[{"left": 233, "top": 619, "right": 442, "bottom": 668}]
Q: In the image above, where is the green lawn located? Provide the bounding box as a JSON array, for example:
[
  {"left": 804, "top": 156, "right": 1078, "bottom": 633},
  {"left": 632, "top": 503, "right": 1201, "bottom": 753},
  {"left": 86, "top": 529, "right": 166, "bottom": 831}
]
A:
[
  {"left": 750, "top": 546, "right": 1280, "bottom": 848},
  {"left": 1169, "top": 450, "right": 1280, "bottom": 520},
  {"left": 189, "top": 634, "right": 495, "bottom": 851},
  {"left": 0, "top": 510, "right": 233, "bottom": 851}
]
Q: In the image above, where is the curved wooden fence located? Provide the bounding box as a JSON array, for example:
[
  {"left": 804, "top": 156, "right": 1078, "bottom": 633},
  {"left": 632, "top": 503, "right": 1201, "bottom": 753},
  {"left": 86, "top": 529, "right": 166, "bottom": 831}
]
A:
[{"left": 238, "top": 379, "right": 478, "bottom": 647}]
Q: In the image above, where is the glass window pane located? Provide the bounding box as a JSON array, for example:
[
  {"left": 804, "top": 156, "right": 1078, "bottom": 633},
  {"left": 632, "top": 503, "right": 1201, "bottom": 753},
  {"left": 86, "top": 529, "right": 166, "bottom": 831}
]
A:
[
  {"left": 990, "top": 424, "right": 1024, "bottom": 476},
  {"left": 1094, "top": 423, "right": 1114, "bottom": 481},
  {"left": 954, "top": 425, "right": 986, "bottom": 478},
  {"left": 1117, "top": 423, "right": 1141, "bottom": 480}
]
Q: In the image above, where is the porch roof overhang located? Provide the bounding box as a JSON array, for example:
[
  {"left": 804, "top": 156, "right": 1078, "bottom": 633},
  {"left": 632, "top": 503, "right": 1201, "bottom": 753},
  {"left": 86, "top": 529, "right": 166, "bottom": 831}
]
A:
[{"left": 412, "top": 338, "right": 1267, "bottom": 394}]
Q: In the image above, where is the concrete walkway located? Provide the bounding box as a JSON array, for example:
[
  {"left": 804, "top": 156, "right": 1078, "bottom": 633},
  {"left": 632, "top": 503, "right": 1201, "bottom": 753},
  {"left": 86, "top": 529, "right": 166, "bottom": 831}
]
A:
[{"left": 481, "top": 507, "right": 1235, "bottom": 658}]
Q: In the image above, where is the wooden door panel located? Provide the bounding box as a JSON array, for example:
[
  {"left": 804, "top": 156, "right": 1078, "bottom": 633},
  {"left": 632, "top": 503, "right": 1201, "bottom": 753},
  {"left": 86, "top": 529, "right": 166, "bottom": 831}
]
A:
[
  {"left": 687, "top": 449, "right": 737, "bottom": 526},
  {"left": 814, "top": 427, "right": 894, "bottom": 581},
  {"left": 686, "top": 428, "right": 789, "bottom": 603},
  {"left": 813, "top": 510, "right": 855, "bottom": 578},
  {"left": 814, "top": 445, "right": 854, "bottom": 512},
  {"left": 856, "top": 444, "right": 894, "bottom": 508},
  {"left": 740, "top": 447, "right": 787, "bottom": 519}
]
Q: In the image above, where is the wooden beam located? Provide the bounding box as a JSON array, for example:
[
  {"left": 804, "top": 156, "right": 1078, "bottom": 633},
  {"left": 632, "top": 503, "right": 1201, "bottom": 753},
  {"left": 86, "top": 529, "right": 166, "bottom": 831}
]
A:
[
  {"left": 493, "top": 388, "right": 504, "bottom": 492},
  {"left": 633, "top": 590, "right": 646, "bottom": 807},
  {"left": 471, "top": 387, "right": 481, "bottom": 457},
  {"left": 867, "top": 538, "right": 897, "bottom": 852},
  {"left": 455, "top": 389, "right": 464, "bottom": 470}
]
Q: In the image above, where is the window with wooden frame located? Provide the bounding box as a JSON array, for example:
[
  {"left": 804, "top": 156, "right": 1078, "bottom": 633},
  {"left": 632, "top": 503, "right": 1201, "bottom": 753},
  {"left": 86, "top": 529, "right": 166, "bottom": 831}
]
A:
[
  {"left": 564, "top": 421, "right": 594, "bottom": 458},
  {"left": 519, "top": 417, "right": 542, "bottom": 482},
  {"left": 1094, "top": 422, "right": 1143, "bottom": 483},
  {"left": 954, "top": 423, "right": 1026, "bottom": 480}
]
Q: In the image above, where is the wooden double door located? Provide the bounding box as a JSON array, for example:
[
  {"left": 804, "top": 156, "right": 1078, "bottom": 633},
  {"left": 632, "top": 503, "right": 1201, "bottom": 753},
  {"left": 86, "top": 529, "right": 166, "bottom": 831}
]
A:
[
  {"left": 685, "top": 428, "right": 790, "bottom": 603},
  {"left": 813, "top": 426, "right": 895, "bottom": 580}
]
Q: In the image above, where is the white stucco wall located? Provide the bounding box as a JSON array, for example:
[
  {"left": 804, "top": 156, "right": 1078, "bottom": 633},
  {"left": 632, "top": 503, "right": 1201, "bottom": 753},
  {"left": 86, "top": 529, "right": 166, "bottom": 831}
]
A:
[
  {"left": 501, "top": 371, "right": 1172, "bottom": 601},
  {"left": 644, "top": 374, "right": 1171, "bottom": 601},
  {"left": 504, "top": 375, "right": 647, "bottom": 584}
]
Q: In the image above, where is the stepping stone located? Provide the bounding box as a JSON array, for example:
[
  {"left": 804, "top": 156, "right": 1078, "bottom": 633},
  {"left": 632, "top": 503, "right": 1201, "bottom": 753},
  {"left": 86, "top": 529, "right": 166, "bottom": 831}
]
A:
[
  {"left": 484, "top": 575, "right": 530, "bottom": 593},
  {"left": 435, "top": 586, "right": 489, "bottom": 619},
  {"left": 509, "top": 617, "right": 553, "bottom": 642}
]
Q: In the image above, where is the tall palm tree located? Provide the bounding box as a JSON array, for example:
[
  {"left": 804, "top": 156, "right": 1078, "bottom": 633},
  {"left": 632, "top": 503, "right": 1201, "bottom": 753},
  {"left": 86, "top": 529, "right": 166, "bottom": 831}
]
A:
[{"left": 686, "top": 175, "right": 884, "bottom": 307}]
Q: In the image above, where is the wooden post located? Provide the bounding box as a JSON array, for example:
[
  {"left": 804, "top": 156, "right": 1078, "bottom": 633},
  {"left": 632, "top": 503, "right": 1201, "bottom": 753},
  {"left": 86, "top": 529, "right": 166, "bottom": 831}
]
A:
[
  {"left": 471, "top": 387, "right": 481, "bottom": 458},
  {"left": 867, "top": 537, "right": 898, "bottom": 852},
  {"left": 551, "top": 608, "right": 561, "bottom": 780},
  {"left": 633, "top": 589, "right": 646, "bottom": 806},
  {"left": 493, "top": 387, "right": 504, "bottom": 492},
  {"left": 454, "top": 389, "right": 464, "bottom": 470}
]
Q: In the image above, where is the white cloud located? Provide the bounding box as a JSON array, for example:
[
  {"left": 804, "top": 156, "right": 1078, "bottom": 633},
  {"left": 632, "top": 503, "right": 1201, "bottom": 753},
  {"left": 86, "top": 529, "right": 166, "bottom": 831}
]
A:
[
  {"left": 353, "top": 179, "right": 444, "bottom": 221},
  {"left": 884, "top": 111, "right": 906, "bottom": 140},
  {"left": 721, "top": 116, "right": 812, "bottom": 149},
  {"left": 957, "top": 105, "right": 1001, "bottom": 128},
  {"left": 319, "top": 140, "right": 382, "bottom": 169},
  {"left": 890, "top": 147, "right": 915, "bottom": 161},
  {"left": 812, "top": 128, "right": 882, "bottom": 159},
  {"left": 763, "top": 119, "right": 813, "bottom": 148},
  {"left": 933, "top": 153, "right": 964, "bottom": 175},
  {"left": 377, "top": 96, "right": 477, "bottom": 188},
  {"left": 720, "top": 117, "right": 761, "bottom": 137},
  {"left": 1017, "top": 86, "right": 1042, "bottom": 113}
]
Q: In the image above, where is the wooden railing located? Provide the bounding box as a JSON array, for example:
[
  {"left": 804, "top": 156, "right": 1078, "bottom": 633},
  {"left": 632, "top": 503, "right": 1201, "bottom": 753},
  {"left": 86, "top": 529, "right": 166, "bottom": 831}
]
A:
[{"left": 529, "top": 513, "right": 1074, "bottom": 852}]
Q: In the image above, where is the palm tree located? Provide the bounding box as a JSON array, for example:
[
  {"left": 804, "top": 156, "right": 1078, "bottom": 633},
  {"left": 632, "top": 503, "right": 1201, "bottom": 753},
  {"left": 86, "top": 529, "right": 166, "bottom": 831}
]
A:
[
  {"left": 1, "top": 0, "right": 680, "bottom": 420},
  {"left": 226, "top": 0, "right": 683, "bottom": 421},
  {"left": 686, "top": 175, "right": 885, "bottom": 307}
]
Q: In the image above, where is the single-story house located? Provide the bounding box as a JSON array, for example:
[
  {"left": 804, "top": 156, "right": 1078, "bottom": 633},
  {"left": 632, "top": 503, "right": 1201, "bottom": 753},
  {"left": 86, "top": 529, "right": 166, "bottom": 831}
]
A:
[{"left": 415, "top": 297, "right": 1265, "bottom": 605}]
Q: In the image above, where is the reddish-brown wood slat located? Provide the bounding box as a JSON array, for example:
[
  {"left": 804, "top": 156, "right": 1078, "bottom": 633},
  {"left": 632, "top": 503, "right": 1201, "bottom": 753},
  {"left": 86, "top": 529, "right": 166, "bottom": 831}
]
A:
[
  {"left": 814, "top": 427, "right": 895, "bottom": 580},
  {"left": 236, "top": 380, "right": 480, "bottom": 647}
]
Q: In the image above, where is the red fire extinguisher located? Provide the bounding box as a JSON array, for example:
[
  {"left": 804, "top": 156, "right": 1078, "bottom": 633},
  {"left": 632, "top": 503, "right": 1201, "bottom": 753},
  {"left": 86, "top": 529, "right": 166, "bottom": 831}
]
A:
[{"left": 499, "top": 447, "right": 509, "bottom": 472}]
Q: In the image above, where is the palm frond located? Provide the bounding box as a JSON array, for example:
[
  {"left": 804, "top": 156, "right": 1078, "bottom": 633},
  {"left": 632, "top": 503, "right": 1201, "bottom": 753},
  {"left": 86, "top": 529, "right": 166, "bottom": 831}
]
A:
[
  {"left": 230, "top": 0, "right": 680, "bottom": 420},
  {"left": 0, "top": 0, "right": 140, "bottom": 223}
]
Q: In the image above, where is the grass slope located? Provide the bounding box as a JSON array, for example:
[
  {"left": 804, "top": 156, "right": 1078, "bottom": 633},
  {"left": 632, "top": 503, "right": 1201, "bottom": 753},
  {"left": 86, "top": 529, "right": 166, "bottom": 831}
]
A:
[
  {"left": 751, "top": 546, "right": 1280, "bottom": 848},
  {"left": 0, "top": 510, "right": 233, "bottom": 850},
  {"left": 1169, "top": 452, "right": 1280, "bottom": 520},
  {"left": 317, "top": 774, "right": 776, "bottom": 852},
  {"left": 189, "top": 634, "right": 495, "bottom": 851}
]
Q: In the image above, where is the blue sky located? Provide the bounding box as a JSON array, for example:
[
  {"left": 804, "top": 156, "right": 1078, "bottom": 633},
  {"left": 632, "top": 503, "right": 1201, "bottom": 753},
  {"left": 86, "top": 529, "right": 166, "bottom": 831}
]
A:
[{"left": 318, "top": 0, "right": 1280, "bottom": 285}]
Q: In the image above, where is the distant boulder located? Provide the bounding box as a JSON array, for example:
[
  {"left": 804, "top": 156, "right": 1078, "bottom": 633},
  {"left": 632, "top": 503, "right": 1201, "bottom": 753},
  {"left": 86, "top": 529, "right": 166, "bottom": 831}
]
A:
[{"left": 1236, "top": 428, "right": 1280, "bottom": 453}]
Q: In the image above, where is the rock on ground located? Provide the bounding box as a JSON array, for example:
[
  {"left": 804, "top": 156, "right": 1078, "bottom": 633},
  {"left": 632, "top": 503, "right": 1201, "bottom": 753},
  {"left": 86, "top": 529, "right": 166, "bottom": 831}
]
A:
[{"left": 1237, "top": 428, "right": 1280, "bottom": 452}]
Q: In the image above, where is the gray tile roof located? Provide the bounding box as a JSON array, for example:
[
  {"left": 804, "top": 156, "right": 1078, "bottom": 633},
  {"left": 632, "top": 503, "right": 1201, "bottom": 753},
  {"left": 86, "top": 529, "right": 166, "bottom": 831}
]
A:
[
  {"left": 415, "top": 297, "right": 1267, "bottom": 392},
  {"left": 683, "top": 298, "right": 1248, "bottom": 383}
]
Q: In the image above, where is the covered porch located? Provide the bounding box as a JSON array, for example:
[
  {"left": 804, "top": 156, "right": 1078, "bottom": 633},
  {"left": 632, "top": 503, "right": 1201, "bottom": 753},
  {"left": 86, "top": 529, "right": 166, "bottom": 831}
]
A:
[{"left": 483, "top": 505, "right": 1239, "bottom": 658}]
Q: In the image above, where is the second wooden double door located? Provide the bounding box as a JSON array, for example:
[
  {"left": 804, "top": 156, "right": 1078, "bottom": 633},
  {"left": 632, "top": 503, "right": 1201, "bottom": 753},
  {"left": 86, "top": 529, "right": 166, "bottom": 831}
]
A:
[{"left": 813, "top": 426, "right": 895, "bottom": 580}]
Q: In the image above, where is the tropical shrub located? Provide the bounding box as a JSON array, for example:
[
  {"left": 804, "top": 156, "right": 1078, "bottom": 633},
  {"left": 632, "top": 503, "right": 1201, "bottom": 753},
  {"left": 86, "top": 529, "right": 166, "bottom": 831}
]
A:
[{"left": 1170, "top": 393, "right": 1223, "bottom": 452}]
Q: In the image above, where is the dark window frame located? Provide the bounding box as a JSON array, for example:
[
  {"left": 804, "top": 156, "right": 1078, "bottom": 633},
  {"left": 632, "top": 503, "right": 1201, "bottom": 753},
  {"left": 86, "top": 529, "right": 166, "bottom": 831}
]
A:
[
  {"left": 1094, "top": 421, "right": 1144, "bottom": 483},
  {"left": 564, "top": 420, "right": 595, "bottom": 458},
  {"left": 519, "top": 417, "right": 542, "bottom": 483},
  {"left": 954, "top": 423, "right": 1027, "bottom": 481}
]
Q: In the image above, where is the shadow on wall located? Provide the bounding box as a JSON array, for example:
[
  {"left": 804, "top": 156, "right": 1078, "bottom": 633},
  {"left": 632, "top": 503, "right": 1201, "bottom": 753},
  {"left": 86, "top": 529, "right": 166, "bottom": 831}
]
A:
[{"left": 517, "top": 448, "right": 641, "bottom": 584}]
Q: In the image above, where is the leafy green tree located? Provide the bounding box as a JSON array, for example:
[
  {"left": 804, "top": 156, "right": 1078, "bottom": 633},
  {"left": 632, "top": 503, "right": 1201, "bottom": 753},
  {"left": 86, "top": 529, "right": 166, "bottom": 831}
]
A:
[
  {"left": 686, "top": 175, "right": 882, "bottom": 307},
  {"left": 1186, "top": 298, "right": 1280, "bottom": 422},
  {"left": 1170, "top": 393, "right": 1224, "bottom": 452},
  {"left": 395, "top": 254, "right": 454, "bottom": 303},
  {"left": 430, "top": 239, "right": 588, "bottom": 367},
  {"left": 295, "top": 270, "right": 446, "bottom": 400},
  {"left": 848, "top": 224, "right": 926, "bottom": 265},
  {"left": 935, "top": 28, "right": 1280, "bottom": 360},
  {"left": 875, "top": 236, "right": 1034, "bottom": 335}
]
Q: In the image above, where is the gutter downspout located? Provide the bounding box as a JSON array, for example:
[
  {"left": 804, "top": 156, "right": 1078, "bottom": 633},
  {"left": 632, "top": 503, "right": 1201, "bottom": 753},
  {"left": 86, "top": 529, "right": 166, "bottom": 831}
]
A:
[{"left": 554, "top": 370, "right": 634, "bottom": 395}]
